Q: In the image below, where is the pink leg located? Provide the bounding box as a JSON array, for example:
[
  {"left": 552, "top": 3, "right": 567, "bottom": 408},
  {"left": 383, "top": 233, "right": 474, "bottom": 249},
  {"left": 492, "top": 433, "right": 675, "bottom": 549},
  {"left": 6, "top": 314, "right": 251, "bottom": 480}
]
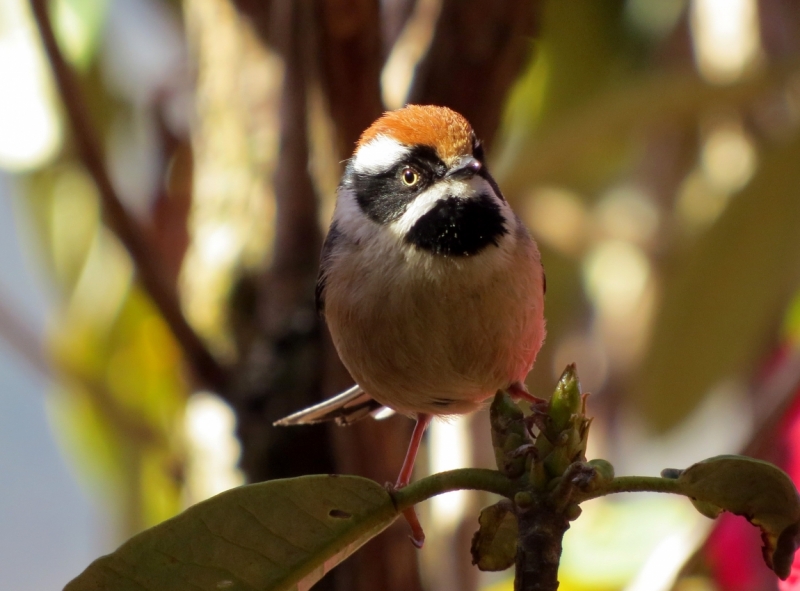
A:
[
  {"left": 396, "top": 413, "right": 431, "bottom": 548},
  {"left": 508, "top": 381, "right": 546, "bottom": 405},
  {"left": 396, "top": 413, "right": 432, "bottom": 488}
]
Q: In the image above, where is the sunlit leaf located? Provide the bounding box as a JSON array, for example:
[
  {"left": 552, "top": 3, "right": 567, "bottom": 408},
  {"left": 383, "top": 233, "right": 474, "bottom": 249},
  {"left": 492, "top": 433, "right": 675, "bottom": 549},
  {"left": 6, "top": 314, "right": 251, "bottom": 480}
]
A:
[{"left": 65, "top": 475, "right": 399, "bottom": 591}]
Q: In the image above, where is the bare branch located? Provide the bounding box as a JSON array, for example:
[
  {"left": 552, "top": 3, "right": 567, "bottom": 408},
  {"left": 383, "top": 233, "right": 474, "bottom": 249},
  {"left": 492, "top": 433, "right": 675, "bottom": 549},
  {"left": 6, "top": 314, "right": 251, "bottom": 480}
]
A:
[{"left": 29, "top": 0, "right": 228, "bottom": 393}]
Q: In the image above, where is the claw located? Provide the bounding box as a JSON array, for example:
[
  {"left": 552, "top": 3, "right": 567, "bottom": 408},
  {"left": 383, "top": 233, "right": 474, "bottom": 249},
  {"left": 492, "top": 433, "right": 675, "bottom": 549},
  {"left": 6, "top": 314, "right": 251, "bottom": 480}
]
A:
[
  {"left": 391, "top": 414, "right": 431, "bottom": 547},
  {"left": 509, "top": 443, "right": 538, "bottom": 459},
  {"left": 508, "top": 381, "right": 547, "bottom": 406},
  {"left": 402, "top": 507, "right": 425, "bottom": 548}
]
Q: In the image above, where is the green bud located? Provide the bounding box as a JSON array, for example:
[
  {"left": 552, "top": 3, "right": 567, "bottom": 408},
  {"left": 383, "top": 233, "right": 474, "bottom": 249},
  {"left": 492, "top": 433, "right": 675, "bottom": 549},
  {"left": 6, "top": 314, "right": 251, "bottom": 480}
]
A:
[
  {"left": 514, "top": 491, "right": 534, "bottom": 510},
  {"left": 565, "top": 503, "right": 582, "bottom": 521},
  {"left": 490, "top": 391, "right": 528, "bottom": 478},
  {"left": 548, "top": 364, "right": 582, "bottom": 433},
  {"left": 588, "top": 459, "right": 615, "bottom": 481},
  {"left": 544, "top": 446, "right": 572, "bottom": 479},
  {"left": 530, "top": 459, "right": 548, "bottom": 490}
]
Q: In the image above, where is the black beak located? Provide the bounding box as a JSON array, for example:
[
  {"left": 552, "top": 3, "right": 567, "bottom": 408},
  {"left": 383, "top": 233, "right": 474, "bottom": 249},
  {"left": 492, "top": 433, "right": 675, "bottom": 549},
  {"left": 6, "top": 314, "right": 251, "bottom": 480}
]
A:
[{"left": 446, "top": 156, "right": 483, "bottom": 179}]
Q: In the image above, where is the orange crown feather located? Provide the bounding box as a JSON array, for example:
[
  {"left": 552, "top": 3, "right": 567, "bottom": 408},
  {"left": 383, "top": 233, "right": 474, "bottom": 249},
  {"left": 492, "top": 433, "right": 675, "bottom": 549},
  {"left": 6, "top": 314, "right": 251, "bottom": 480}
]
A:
[{"left": 356, "top": 105, "right": 475, "bottom": 165}]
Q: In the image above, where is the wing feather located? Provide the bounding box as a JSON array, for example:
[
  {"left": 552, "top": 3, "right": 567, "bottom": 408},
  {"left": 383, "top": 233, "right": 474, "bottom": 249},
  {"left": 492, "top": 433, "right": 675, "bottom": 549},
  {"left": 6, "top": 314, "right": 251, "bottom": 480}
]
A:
[{"left": 273, "top": 384, "right": 386, "bottom": 426}]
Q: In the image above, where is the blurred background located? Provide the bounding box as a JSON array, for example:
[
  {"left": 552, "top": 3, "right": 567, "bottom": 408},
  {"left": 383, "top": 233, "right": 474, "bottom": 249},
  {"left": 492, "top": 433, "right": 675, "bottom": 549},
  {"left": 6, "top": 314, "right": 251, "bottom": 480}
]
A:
[{"left": 2, "top": 0, "right": 800, "bottom": 590}]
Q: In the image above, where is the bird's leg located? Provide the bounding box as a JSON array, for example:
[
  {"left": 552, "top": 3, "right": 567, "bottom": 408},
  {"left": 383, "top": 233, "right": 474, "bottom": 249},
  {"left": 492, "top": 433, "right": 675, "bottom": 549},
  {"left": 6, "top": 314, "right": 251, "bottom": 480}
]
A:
[
  {"left": 396, "top": 413, "right": 431, "bottom": 488},
  {"left": 508, "top": 381, "right": 547, "bottom": 406},
  {"left": 395, "top": 413, "right": 431, "bottom": 548}
]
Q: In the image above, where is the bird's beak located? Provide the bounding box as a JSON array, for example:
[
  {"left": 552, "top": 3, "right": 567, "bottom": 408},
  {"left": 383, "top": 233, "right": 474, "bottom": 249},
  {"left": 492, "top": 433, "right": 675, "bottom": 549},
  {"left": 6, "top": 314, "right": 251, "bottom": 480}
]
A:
[{"left": 446, "top": 156, "right": 483, "bottom": 179}]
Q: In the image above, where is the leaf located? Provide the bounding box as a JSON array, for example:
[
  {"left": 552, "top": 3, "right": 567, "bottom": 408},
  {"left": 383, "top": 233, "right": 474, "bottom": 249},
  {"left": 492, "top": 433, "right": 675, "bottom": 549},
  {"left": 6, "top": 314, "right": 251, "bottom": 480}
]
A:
[
  {"left": 471, "top": 500, "right": 519, "bottom": 572},
  {"left": 65, "top": 475, "right": 399, "bottom": 591},
  {"left": 676, "top": 455, "right": 800, "bottom": 579}
]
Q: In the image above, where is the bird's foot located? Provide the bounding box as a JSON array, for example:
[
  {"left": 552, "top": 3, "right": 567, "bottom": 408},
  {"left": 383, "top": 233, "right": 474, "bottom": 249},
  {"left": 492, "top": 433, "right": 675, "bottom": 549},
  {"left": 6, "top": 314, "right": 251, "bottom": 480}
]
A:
[
  {"left": 402, "top": 506, "right": 426, "bottom": 548},
  {"left": 508, "top": 381, "right": 547, "bottom": 407},
  {"left": 386, "top": 481, "right": 426, "bottom": 548}
]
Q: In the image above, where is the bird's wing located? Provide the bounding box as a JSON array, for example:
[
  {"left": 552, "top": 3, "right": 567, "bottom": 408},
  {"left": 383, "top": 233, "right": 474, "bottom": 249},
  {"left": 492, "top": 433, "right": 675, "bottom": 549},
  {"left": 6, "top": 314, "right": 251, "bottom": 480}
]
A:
[{"left": 273, "top": 384, "right": 392, "bottom": 427}]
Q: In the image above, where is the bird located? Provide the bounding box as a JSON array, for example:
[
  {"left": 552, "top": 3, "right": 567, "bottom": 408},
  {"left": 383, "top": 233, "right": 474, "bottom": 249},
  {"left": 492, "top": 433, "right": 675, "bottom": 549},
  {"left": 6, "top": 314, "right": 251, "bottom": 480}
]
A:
[{"left": 275, "top": 104, "right": 546, "bottom": 545}]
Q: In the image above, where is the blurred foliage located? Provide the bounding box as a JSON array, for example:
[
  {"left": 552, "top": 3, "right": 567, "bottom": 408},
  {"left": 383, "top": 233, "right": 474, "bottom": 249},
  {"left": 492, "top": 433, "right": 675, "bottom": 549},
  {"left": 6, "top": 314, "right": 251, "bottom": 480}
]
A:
[
  {"left": 3, "top": 0, "right": 800, "bottom": 589},
  {"left": 639, "top": 134, "right": 800, "bottom": 429},
  {"left": 23, "top": 163, "right": 187, "bottom": 535}
]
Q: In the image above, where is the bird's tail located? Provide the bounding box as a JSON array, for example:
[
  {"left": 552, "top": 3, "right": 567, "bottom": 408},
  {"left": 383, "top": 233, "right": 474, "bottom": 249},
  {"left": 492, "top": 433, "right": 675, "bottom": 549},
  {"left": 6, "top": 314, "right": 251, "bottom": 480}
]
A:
[{"left": 273, "top": 384, "right": 394, "bottom": 427}]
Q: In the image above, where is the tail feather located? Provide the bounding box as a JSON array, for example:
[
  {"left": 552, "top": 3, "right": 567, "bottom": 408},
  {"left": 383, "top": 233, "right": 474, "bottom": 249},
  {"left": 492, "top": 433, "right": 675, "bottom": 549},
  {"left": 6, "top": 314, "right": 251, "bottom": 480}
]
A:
[{"left": 273, "top": 384, "right": 389, "bottom": 426}]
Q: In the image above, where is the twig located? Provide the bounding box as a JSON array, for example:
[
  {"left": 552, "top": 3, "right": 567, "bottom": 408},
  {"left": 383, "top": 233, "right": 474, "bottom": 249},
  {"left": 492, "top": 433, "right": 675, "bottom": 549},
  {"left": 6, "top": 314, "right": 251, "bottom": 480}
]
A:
[
  {"left": 29, "top": 0, "right": 227, "bottom": 393},
  {"left": 392, "top": 468, "right": 517, "bottom": 509}
]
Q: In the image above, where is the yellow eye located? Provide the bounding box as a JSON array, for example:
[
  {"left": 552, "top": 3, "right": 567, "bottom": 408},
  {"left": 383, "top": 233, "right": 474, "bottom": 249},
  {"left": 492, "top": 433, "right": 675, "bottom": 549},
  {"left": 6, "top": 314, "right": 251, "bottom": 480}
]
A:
[{"left": 401, "top": 167, "right": 419, "bottom": 187}]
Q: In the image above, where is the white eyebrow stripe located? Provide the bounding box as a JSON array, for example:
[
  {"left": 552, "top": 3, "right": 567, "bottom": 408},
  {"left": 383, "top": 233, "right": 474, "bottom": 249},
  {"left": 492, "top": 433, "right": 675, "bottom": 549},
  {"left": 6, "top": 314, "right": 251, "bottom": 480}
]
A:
[{"left": 352, "top": 135, "right": 409, "bottom": 174}]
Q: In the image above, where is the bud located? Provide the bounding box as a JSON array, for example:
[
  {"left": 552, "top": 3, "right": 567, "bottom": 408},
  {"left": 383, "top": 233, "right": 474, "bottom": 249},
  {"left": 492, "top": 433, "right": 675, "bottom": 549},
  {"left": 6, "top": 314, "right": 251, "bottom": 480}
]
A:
[
  {"left": 548, "top": 364, "right": 582, "bottom": 433},
  {"left": 588, "top": 459, "right": 615, "bottom": 481},
  {"left": 490, "top": 391, "right": 529, "bottom": 478}
]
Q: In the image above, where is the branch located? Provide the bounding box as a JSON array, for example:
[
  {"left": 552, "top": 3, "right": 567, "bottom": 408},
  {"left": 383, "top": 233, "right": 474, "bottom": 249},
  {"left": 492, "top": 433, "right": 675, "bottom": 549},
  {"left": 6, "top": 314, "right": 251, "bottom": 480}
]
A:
[
  {"left": 392, "top": 468, "right": 517, "bottom": 510},
  {"left": 29, "top": 0, "right": 227, "bottom": 393},
  {"left": 575, "top": 475, "right": 684, "bottom": 503}
]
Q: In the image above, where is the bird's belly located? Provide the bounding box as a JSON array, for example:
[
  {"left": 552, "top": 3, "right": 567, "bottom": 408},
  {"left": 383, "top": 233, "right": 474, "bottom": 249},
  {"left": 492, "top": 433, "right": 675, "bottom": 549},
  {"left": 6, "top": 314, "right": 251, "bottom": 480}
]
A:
[{"left": 325, "top": 238, "right": 545, "bottom": 416}]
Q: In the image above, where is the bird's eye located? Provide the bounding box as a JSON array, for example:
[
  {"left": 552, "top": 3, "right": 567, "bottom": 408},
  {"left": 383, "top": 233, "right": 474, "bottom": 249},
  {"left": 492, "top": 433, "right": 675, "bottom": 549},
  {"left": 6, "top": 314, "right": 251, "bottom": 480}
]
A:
[{"left": 401, "top": 167, "right": 419, "bottom": 187}]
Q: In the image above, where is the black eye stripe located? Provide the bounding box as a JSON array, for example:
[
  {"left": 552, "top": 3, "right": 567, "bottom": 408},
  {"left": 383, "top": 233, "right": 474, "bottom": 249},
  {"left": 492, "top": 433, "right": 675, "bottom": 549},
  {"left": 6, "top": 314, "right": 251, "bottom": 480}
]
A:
[
  {"left": 473, "top": 140, "right": 485, "bottom": 162},
  {"left": 344, "top": 146, "right": 448, "bottom": 225},
  {"left": 405, "top": 145, "right": 447, "bottom": 178}
]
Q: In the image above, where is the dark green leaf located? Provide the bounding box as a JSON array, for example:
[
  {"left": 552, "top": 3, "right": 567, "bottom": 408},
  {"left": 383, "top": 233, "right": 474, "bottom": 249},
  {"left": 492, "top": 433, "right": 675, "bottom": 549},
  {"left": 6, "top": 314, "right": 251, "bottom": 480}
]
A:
[
  {"left": 677, "top": 455, "right": 800, "bottom": 579},
  {"left": 471, "top": 500, "right": 519, "bottom": 572},
  {"left": 66, "top": 475, "right": 399, "bottom": 591}
]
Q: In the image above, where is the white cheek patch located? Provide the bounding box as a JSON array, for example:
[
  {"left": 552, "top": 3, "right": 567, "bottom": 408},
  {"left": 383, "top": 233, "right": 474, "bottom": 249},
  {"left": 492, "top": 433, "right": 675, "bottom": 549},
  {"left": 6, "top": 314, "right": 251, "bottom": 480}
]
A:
[
  {"left": 389, "top": 176, "right": 515, "bottom": 239},
  {"left": 390, "top": 182, "right": 451, "bottom": 237},
  {"left": 352, "top": 135, "right": 409, "bottom": 175}
]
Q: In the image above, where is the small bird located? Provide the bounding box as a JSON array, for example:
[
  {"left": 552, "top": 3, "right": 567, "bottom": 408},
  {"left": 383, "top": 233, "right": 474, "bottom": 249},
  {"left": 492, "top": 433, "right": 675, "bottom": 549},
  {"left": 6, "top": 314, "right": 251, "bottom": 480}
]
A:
[{"left": 275, "top": 105, "right": 546, "bottom": 544}]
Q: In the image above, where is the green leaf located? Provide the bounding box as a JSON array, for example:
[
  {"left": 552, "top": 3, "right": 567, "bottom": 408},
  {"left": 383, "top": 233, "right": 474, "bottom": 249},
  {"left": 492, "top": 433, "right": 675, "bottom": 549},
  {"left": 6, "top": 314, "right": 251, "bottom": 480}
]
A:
[
  {"left": 66, "top": 475, "right": 399, "bottom": 591},
  {"left": 470, "top": 500, "right": 519, "bottom": 572},
  {"left": 676, "top": 455, "right": 800, "bottom": 579}
]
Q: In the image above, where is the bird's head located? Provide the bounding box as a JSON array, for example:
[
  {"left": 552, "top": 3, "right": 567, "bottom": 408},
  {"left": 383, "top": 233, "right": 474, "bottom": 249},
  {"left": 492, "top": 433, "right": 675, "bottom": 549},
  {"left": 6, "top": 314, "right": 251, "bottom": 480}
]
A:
[{"left": 337, "top": 105, "right": 513, "bottom": 258}]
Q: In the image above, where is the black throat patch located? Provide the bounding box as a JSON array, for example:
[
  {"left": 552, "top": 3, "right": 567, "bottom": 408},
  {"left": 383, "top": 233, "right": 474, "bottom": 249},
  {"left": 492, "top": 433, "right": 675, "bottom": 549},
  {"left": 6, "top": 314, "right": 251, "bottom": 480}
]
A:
[{"left": 405, "top": 194, "right": 508, "bottom": 256}]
